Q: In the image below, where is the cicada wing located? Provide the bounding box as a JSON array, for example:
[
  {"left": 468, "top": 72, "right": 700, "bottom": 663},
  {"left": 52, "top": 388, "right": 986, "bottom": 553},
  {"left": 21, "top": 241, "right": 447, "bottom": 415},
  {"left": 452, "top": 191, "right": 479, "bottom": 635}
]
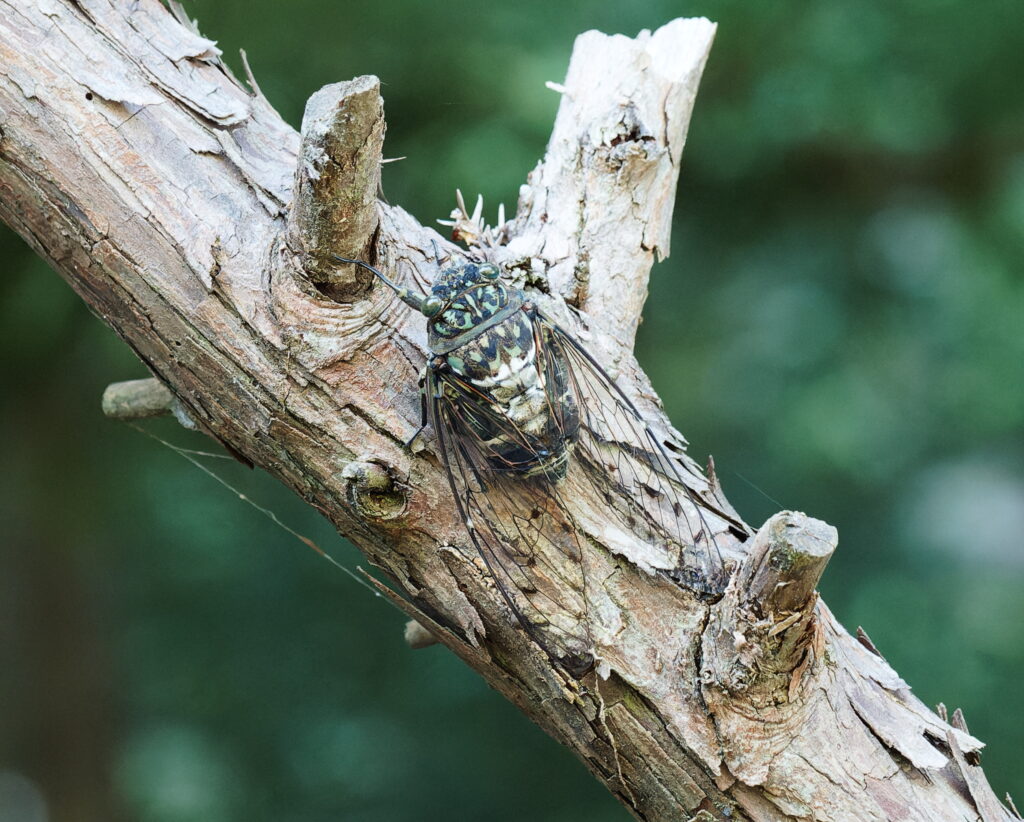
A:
[
  {"left": 426, "top": 366, "right": 594, "bottom": 675},
  {"left": 534, "top": 312, "right": 728, "bottom": 598}
]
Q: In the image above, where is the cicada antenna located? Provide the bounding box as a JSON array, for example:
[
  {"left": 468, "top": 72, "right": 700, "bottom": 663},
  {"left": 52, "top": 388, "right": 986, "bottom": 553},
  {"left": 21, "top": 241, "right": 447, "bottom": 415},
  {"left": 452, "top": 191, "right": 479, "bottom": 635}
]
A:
[{"left": 331, "top": 255, "right": 434, "bottom": 315}]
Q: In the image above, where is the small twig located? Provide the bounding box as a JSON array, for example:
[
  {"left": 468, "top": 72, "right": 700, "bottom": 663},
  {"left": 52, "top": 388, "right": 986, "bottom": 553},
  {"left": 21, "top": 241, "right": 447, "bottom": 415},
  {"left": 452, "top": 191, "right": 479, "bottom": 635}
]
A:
[
  {"left": 101, "top": 378, "right": 174, "bottom": 420},
  {"left": 102, "top": 377, "right": 196, "bottom": 429}
]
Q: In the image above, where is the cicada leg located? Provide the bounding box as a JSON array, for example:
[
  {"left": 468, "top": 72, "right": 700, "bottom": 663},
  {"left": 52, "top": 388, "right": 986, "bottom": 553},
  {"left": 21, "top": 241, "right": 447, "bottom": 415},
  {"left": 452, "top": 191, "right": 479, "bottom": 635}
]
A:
[{"left": 404, "top": 369, "right": 430, "bottom": 449}]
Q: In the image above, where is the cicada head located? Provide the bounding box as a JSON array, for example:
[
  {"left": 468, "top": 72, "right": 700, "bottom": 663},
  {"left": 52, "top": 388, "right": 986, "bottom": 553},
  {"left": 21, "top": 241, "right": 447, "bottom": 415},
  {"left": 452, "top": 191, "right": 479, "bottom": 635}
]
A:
[
  {"left": 424, "top": 261, "right": 516, "bottom": 345},
  {"left": 330, "top": 254, "right": 523, "bottom": 353}
]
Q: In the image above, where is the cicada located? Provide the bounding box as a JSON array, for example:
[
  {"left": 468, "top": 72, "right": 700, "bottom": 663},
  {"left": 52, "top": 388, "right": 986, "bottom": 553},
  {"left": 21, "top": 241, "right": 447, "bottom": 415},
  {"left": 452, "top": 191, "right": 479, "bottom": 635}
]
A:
[{"left": 334, "top": 252, "right": 726, "bottom": 675}]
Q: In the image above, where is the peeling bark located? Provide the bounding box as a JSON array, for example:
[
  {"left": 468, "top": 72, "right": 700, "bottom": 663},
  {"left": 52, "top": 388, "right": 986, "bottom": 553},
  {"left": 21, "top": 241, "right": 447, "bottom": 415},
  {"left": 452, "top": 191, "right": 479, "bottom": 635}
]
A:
[{"left": 0, "top": 2, "right": 1014, "bottom": 820}]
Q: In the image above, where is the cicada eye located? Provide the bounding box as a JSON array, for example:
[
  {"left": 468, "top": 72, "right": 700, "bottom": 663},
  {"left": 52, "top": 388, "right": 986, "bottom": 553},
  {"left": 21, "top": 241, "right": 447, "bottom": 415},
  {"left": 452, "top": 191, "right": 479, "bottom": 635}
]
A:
[
  {"left": 422, "top": 295, "right": 443, "bottom": 317},
  {"left": 479, "top": 263, "right": 500, "bottom": 280}
]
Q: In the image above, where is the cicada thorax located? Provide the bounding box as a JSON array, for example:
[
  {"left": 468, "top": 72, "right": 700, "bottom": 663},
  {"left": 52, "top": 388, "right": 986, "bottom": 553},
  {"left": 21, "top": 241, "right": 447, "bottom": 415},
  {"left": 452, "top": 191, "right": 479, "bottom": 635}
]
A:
[
  {"left": 440, "top": 310, "right": 580, "bottom": 481},
  {"left": 428, "top": 282, "right": 581, "bottom": 483}
]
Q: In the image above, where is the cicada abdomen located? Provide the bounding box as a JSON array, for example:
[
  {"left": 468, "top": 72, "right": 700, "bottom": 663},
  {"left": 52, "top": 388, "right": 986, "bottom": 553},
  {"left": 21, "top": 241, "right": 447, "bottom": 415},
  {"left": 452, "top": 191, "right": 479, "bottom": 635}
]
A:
[{"left": 334, "top": 252, "right": 728, "bottom": 675}]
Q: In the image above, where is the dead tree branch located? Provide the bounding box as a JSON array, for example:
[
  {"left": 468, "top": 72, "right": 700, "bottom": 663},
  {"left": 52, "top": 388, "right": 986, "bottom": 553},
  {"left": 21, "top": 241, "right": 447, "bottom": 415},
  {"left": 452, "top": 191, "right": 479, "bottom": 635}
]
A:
[{"left": 0, "top": 2, "right": 1012, "bottom": 819}]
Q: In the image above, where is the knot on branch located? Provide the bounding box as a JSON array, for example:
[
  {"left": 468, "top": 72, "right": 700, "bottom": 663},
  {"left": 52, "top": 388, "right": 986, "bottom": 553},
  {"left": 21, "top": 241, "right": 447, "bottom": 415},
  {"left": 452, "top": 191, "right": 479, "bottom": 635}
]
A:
[
  {"left": 290, "top": 75, "right": 384, "bottom": 301},
  {"left": 701, "top": 511, "right": 836, "bottom": 703},
  {"left": 341, "top": 459, "right": 407, "bottom": 521}
]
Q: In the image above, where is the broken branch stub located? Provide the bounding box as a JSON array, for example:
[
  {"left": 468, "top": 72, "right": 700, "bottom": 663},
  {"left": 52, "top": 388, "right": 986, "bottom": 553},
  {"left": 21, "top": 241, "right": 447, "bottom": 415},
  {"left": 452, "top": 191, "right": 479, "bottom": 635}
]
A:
[
  {"left": 101, "top": 378, "right": 175, "bottom": 420},
  {"left": 501, "top": 19, "right": 716, "bottom": 349},
  {"left": 743, "top": 510, "right": 836, "bottom": 617},
  {"left": 290, "top": 74, "right": 385, "bottom": 300},
  {"left": 701, "top": 511, "right": 836, "bottom": 695},
  {"left": 101, "top": 378, "right": 197, "bottom": 431}
]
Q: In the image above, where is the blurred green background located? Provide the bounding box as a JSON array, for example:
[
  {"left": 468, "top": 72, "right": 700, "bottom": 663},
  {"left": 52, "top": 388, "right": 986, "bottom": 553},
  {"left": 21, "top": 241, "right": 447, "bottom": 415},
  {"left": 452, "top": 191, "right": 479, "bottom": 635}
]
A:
[{"left": 2, "top": 1, "right": 1022, "bottom": 820}]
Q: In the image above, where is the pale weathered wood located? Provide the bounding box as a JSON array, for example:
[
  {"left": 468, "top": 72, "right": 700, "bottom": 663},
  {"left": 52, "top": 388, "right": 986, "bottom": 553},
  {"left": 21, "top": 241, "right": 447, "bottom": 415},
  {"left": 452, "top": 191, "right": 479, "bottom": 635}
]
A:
[
  {"left": 0, "top": 2, "right": 1013, "bottom": 820},
  {"left": 501, "top": 19, "right": 715, "bottom": 352}
]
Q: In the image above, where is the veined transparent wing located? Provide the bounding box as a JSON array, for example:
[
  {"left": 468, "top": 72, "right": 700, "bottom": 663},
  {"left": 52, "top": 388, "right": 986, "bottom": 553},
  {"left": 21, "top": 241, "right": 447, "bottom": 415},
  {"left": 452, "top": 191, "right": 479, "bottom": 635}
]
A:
[
  {"left": 425, "top": 364, "right": 594, "bottom": 676},
  {"left": 534, "top": 311, "right": 728, "bottom": 598}
]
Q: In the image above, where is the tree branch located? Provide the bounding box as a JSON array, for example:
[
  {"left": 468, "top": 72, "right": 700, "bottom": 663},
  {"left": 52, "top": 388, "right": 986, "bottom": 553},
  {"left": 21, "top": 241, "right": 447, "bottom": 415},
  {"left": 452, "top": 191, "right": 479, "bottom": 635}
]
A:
[
  {"left": 502, "top": 19, "right": 715, "bottom": 349},
  {"left": 0, "top": 2, "right": 1012, "bottom": 819}
]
